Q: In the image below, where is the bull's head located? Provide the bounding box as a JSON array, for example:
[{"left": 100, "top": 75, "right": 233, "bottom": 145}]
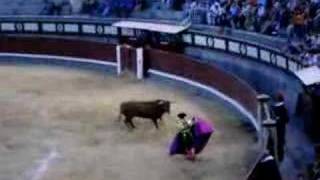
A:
[{"left": 156, "top": 100, "right": 171, "bottom": 114}]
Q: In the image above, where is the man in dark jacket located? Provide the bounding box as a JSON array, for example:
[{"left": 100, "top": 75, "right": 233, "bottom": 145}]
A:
[
  {"left": 311, "top": 85, "right": 320, "bottom": 142},
  {"left": 272, "top": 93, "right": 290, "bottom": 162},
  {"left": 247, "top": 152, "right": 282, "bottom": 180}
]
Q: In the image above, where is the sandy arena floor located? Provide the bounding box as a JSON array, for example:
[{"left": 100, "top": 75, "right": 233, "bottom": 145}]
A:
[{"left": 0, "top": 65, "right": 257, "bottom": 180}]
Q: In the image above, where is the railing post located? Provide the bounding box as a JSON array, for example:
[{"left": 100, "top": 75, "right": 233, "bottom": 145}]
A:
[
  {"left": 191, "top": 32, "right": 195, "bottom": 46},
  {"left": 225, "top": 39, "right": 229, "bottom": 52},
  {"left": 257, "top": 94, "right": 279, "bottom": 164},
  {"left": 257, "top": 47, "right": 261, "bottom": 61}
]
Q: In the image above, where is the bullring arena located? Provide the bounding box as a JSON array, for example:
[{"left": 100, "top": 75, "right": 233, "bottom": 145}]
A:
[
  {"left": 0, "top": 64, "right": 256, "bottom": 180},
  {"left": 0, "top": 1, "right": 319, "bottom": 179}
]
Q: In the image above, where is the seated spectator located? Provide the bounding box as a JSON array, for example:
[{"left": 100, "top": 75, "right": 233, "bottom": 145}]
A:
[
  {"left": 314, "top": 35, "right": 320, "bottom": 49},
  {"left": 42, "top": 0, "right": 70, "bottom": 15},
  {"left": 286, "top": 7, "right": 309, "bottom": 54},
  {"left": 220, "top": 11, "right": 232, "bottom": 28},
  {"left": 110, "top": 0, "right": 137, "bottom": 17},
  {"left": 96, "top": 0, "right": 112, "bottom": 16},
  {"left": 301, "top": 52, "right": 318, "bottom": 66},
  {"left": 207, "top": 2, "right": 223, "bottom": 25},
  {"left": 257, "top": 4, "right": 267, "bottom": 28},
  {"left": 280, "top": 6, "right": 292, "bottom": 29},
  {"left": 229, "top": 2, "right": 241, "bottom": 28},
  {"left": 261, "top": 1, "right": 282, "bottom": 35},
  {"left": 69, "top": 0, "right": 84, "bottom": 14},
  {"left": 134, "top": 0, "right": 145, "bottom": 11},
  {"left": 96, "top": 0, "right": 134, "bottom": 17},
  {"left": 173, "top": 0, "right": 186, "bottom": 10},
  {"left": 306, "top": 35, "right": 320, "bottom": 50},
  {"left": 82, "top": 0, "right": 99, "bottom": 15},
  {"left": 162, "top": 0, "right": 173, "bottom": 9},
  {"left": 182, "top": 0, "right": 194, "bottom": 17},
  {"left": 310, "top": 1, "right": 320, "bottom": 31}
]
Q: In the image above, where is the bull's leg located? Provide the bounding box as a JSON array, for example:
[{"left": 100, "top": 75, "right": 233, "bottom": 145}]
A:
[
  {"left": 152, "top": 119, "right": 159, "bottom": 129},
  {"left": 124, "top": 120, "right": 130, "bottom": 128},
  {"left": 124, "top": 117, "right": 132, "bottom": 129},
  {"left": 128, "top": 117, "right": 136, "bottom": 129}
]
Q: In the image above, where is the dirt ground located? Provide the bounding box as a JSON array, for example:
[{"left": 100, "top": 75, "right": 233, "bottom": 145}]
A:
[{"left": 0, "top": 65, "right": 258, "bottom": 180}]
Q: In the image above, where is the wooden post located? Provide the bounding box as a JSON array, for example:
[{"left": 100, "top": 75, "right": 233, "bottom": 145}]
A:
[
  {"left": 116, "top": 45, "right": 121, "bottom": 75},
  {"left": 136, "top": 47, "right": 144, "bottom": 80}
]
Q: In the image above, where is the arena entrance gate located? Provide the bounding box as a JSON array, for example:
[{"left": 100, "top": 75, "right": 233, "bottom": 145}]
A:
[
  {"left": 113, "top": 20, "right": 190, "bottom": 80},
  {"left": 117, "top": 45, "right": 144, "bottom": 80}
]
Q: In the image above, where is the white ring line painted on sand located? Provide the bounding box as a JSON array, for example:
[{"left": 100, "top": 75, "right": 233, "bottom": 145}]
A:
[
  {"left": 0, "top": 53, "right": 117, "bottom": 67},
  {"left": 148, "top": 69, "right": 259, "bottom": 131},
  {"left": 29, "top": 149, "right": 59, "bottom": 180}
]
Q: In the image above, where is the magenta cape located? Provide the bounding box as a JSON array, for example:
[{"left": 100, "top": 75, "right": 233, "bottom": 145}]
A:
[{"left": 169, "top": 117, "right": 214, "bottom": 155}]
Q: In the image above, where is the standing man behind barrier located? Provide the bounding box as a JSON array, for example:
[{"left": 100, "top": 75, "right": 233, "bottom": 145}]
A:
[{"left": 272, "top": 93, "right": 290, "bottom": 162}]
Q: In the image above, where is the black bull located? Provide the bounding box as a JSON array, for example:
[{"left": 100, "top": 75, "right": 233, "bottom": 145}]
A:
[{"left": 119, "top": 100, "right": 171, "bottom": 129}]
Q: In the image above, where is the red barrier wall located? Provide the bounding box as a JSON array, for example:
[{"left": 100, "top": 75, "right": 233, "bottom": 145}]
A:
[
  {"left": 145, "top": 49, "right": 258, "bottom": 118},
  {"left": 0, "top": 36, "right": 116, "bottom": 62}
]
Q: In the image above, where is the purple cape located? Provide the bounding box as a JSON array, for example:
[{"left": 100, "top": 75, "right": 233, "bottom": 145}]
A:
[{"left": 169, "top": 117, "right": 214, "bottom": 155}]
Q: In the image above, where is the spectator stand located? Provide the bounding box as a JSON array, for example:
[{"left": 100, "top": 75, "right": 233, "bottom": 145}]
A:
[{"left": 41, "top": 0, "right": 72, "bottom": 16}]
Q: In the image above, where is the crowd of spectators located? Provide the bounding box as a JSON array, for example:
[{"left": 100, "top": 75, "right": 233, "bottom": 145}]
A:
[
  {"left": 165, "top": 0, "right": 319, "bottom": 66},
  {"left": 178, "top": 0, "right": 319, "bottom": 35},
  {"left": 42, "top": 0, "right": 146, "bottom": 17},
  {"left": 41, "top": 0, "right": 319, "bottom": 66}
]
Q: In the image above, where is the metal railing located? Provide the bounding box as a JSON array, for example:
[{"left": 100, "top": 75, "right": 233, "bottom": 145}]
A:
[{"left": 183, "top": 28, "right": 306, "bottom": 73}]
